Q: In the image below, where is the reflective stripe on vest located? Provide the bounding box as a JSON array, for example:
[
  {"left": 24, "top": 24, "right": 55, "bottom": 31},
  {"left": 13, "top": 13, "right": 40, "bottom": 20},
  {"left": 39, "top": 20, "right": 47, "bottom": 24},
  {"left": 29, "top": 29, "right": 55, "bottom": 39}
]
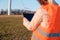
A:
[
  {"left": 37, "top": 28, "right": 60, "bottom": 37},
  {"left": 32, "top": 34, "right": 40, "bottom": 40}
]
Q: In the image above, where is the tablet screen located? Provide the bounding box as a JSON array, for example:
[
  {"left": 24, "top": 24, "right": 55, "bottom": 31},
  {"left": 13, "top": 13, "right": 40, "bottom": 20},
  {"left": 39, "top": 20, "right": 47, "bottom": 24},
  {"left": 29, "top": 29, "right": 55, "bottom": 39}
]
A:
[{"left": 23, "top": 13, "right": 34, "bottom": 21}]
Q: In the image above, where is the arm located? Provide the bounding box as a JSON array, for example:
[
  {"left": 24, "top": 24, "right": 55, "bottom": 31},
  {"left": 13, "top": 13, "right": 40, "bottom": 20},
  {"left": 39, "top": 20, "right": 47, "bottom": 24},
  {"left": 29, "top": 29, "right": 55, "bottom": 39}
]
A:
[
  {"left": 23, "top": 8, "right": 47, "bottom": 31},
  {"left": 41, "top": 12, "right": 50, "bottom": 28}
]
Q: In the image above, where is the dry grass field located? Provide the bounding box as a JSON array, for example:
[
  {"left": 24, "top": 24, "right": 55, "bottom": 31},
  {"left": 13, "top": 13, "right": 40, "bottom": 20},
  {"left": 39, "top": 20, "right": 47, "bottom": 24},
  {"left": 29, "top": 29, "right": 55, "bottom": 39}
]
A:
[{"left": 0, "top": 15, "right": 32, "bottom": 40}]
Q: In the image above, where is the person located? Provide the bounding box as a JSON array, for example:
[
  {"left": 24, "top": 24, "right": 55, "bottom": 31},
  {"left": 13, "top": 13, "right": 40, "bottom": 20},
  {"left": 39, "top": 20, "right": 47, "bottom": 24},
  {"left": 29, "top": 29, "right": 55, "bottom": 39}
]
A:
[{"left": 23, "top": 0, "right": 60, "bottom": 40}]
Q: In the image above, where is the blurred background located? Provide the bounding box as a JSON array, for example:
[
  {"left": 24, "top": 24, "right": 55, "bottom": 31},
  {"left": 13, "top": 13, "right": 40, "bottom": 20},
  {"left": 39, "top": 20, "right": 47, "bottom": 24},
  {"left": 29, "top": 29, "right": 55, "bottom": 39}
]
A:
[{"left": 0, "top": 0, "right": 60, "bottom": 40}]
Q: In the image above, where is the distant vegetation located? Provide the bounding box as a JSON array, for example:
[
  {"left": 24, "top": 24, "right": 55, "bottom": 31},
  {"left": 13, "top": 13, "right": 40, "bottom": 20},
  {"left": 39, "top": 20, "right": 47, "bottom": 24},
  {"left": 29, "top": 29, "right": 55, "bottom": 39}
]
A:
[
  {"left": 0, "top": 9, "right": 35, "bottom": 15},
  {"left": 0, "top": 15, "right": 32, "bottom": 40}
]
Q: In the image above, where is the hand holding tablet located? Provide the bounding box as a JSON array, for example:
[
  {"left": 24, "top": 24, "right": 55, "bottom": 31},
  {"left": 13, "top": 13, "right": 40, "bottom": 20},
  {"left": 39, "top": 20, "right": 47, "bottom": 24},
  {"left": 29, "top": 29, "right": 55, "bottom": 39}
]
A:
[{"left": 23, "top": 12, "right": 34, "bottom": 21}]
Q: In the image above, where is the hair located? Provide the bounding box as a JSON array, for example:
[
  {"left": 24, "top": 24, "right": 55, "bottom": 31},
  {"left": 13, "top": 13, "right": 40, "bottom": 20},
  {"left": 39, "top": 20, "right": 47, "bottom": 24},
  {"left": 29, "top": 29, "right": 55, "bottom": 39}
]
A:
[{"left": 38, "top": 0, "right": 48, "bottom": 5}]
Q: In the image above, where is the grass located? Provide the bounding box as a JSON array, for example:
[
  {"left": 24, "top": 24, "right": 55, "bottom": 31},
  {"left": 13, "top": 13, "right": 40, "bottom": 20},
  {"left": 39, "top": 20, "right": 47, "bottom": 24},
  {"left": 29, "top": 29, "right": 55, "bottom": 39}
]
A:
[{"left": 0, "top": 15, "right": 32, "bottom": 40}]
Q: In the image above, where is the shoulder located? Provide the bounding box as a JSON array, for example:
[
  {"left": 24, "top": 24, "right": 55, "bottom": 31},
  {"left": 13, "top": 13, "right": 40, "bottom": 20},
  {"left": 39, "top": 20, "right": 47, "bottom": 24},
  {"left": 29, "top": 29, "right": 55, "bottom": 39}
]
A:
[
  {"left": 35, "top": 6, "right": 48, "bottom": 16},
  {"left": 40, "top": 7, "right": 48, "bottom": 15}
]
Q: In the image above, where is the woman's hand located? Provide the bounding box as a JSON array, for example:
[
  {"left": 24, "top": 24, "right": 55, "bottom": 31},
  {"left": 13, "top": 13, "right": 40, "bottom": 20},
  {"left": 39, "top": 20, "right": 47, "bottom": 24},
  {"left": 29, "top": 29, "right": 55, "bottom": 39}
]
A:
[
  {"left": 23, "top": 17, "right": 34, "bottom": 31},
  {"left": 23, "top": 17, "right": 29, "bottom": 26},
  {"left": 23, "top": 17, "right": 31, "bottom": 30}
]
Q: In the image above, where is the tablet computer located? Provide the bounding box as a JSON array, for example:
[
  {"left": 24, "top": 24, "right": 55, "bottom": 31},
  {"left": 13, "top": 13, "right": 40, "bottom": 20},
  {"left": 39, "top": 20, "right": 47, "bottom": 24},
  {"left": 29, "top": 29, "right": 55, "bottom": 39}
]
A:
[{"left": 23, "top": 12, "right": 34, "bottom": 21}]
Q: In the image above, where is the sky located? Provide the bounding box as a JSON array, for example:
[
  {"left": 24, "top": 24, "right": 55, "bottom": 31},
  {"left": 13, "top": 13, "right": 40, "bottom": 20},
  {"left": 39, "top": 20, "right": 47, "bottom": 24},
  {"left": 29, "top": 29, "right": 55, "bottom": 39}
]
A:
[{"left": 0, "top": 0, "right": 60, "bottom": 11}]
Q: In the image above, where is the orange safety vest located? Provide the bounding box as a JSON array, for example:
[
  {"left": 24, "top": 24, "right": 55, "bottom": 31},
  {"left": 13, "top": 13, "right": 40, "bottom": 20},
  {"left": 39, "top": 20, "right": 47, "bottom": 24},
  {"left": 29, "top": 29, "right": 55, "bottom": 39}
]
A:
[{"left": 31, "top": 4, "right": 60, "bottom": 40}]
